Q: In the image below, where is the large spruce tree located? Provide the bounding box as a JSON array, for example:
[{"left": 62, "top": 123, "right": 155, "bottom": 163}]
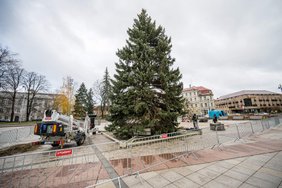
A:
[
  {"left": 109, "top": 9, "right": 184, "bottom": 139},
  {"left": 73, "top": 83, "right": 88, "bottom": 118}
]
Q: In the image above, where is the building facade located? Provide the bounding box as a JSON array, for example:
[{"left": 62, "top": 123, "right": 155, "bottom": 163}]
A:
[
  {"left": 182, "top": 86, "right": 215, "bottom": 115},
  {"left": 0, "top": 91, "right": 57, "bottom": 122},
  {"left": 215, "top": 90, "right": 282, "bottom": 114}
]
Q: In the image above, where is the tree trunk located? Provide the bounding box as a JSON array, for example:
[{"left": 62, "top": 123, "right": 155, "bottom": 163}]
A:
[
  {"left": 26, "top": 92, "right": 30, "bottom": 121},
  {"left": 10, "top": 91, "right": 16, "bottom": 122}
]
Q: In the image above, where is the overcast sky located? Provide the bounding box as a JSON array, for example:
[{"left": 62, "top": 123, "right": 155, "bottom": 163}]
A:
[{"left": 0, "top": 0, "right": 281, "bottom": 98}]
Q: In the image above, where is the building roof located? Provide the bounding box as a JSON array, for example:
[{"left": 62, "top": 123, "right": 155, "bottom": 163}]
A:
[
  {"left": 183, "top": 86, "right": 212, "bottom": 95},
  {"left": 217, "top": 90, "right": 280, "bottom": 100}
]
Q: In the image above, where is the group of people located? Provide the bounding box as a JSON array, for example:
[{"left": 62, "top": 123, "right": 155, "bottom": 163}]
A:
[{"left": 191, "top": 114, "right": 218, "bottom": 130}]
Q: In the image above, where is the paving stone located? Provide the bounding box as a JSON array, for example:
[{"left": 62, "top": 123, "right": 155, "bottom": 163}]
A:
[
  {"left": 232, "top": 166, "right": 257, "bottom": 176},
  {"left": 214, "top": 175, "right": 243, "bottom": 188},
  {"left": 140, "top": 171, "right": 158, "bottom": 180},
  {"left": 163, "top": 183, "right": 179, "bottom": 188},
  {"left": 206, "top": 164, "right": 228, "bottom": 174},
  {"left": 264, "top": 161, "right": 282, "bottom": 172},
  {"left": 248, "top": 154, "right": 273, "bottom": 163},
  {"left": 224, "top": 169, "right": 250, "bottom": 182},
  {"left": 95, "top": 181, "right": 116, "bottom": 188},
  {"left": 238, "top": 162, "right": 262, "bottom": 171},
  {"left": 216, "top": 160, "right": 236, "bottom": 169},
  {"left": 203, "top": 180, "right": 228, "bottom": 188},
  {"left": 239, "top": 183, "right": 258, "bottom": 188},
  {"left": 224, "top": 158, "right": 245, "bottom": 165},
  {"left": 246, "top": 176, "right": 277, "bottom": 188},
  {"left": 146, "top": 175, "right": 170, "bottom": 188},
  {"left": 131, "top": 181, "right": 152, "bottom": 188},
  {"left": 173, "top": 177, "right": 200, "bottom": 188},
  {"left": 259, "top": 167, "right": 282, "bottom": 178},
  {"left": 159, "top": 170, "right": 183, "bottom": 182},
  {"left": 171, "top": 166, "right": 194, "bottom": 176},
  {"left": 186, "top": 163, "right": 212, "bottom": 172},
  {"left": 197, "top": 168, "right": 220, "bottom": 179},
  {"left": 122, "top": 175, "right": 142, "bottom": 187},
  {"left": 244, "top": 157, "right": 268, "bottom": 167},
  {"left": 186, "top": 172, "right": 212, "bottom": 185},
  {"left": 253, "top": 171, "right": 282, "bottom": 187}
]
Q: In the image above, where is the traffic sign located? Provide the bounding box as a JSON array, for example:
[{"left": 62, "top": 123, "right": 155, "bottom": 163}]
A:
[{"left": 55, "top": 149, "right": 72, "bottom": 157}]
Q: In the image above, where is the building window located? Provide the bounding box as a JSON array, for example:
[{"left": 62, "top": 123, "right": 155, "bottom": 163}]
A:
[{"left": 244, "top": 98, "right": 252, "bottom": 107}]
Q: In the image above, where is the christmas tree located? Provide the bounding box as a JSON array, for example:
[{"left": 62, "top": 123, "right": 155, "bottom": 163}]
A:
[{"left": 110, "top": 9, "right": 184, "bottom": 139}]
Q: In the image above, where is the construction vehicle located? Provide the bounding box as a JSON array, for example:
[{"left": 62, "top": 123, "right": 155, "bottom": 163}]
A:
[{"left": 34, "top": 109, "right": 96, "bottom": 148}]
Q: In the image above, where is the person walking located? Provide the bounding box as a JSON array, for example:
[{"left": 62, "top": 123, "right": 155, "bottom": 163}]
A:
[
  {"left": 213, "top": 114, "right": 218, "bottom": 123},
  {"left": 192, "top": 114, "right": 199, "bottom": 130}
]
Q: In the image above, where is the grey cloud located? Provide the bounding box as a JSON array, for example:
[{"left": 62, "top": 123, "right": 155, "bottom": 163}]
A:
[{"left": 0, "top": 0, "right": 281, "bottom": 97}]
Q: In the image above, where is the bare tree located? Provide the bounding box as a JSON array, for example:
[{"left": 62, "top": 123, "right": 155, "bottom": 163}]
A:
[
  {"left": 4, "top": 63, "right": 24, "bottom": 122},
  {"left": 92, "top": 80, "right": 105, "bottom": 117},
  {"left": 0, "top": 46, "right": 16, "bottom": 89},
  {"left": 23, "top": 72, "right": 49, "bottom": 121}
]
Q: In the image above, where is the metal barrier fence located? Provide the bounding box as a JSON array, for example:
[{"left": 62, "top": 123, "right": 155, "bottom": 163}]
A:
[
  {"left": 0, "top": 116, "right": 281, "bottom": 187},
  {"left": 0, "top": 120, "right": 102, "bottom": 147},
  {"left": 0, "top": 126, "right": 34, "bottom": 146}
]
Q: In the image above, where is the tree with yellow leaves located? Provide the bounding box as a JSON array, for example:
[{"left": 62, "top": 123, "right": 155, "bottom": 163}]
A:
[{"left": 53, "top": 76, "right": 75, "bottom": 115}]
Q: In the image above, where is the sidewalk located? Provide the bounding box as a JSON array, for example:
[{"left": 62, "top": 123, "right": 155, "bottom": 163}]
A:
[{"left": 98, "top": 125, "right": 282, "bottom": 188}]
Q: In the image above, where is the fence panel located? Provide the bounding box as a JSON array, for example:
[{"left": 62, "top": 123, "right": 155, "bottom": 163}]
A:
[
  {"left": 0, "top": 127, "right": 35, "bottom": 146},
  {"left": 217, "top": 124, "right": 239, "bottom": 143},
  {"left": 237, "top": 122, "right": 253, "bottom": 138}
]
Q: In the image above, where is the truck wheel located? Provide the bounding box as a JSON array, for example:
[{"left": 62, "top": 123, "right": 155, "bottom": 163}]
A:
[
  {"left": 51, "top": 143, "right": 60, "bottom": 147},
  {"left": 76, "top": 134, "right": 86, "bottom": 146}
]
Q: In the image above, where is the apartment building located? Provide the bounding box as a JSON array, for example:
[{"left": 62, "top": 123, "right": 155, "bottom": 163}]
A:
[
  {"left": 215, "top": 90, "right": 282, "bottom": 114},
  {"left": 0, "top": 91, "right": 57, "bottom": 121},
  {"left": 182, "top": 86, "right": 215, "bottom": 115}
]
